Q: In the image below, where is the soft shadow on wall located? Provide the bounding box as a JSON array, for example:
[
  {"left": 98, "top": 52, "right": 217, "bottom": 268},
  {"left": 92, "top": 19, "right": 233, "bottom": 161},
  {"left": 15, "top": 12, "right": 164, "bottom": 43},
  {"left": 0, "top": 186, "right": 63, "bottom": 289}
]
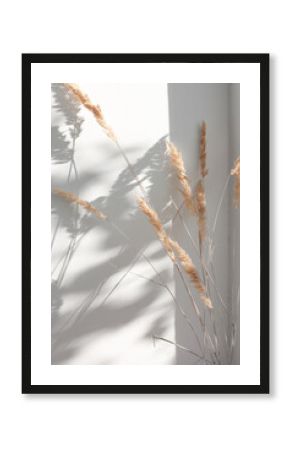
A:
[{"left": 51, "top": 83, "right": 176, "bottom": 365}]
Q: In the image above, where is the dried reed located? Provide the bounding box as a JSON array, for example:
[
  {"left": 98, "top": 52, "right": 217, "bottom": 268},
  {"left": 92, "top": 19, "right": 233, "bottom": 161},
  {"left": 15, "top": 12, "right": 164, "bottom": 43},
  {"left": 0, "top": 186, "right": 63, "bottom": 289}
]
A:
[
  {"left": 138, "top": 197, "right": 175, "bottom": 261},
  {"left": 169, "top": 238, "right": 213, "bottom": 309},
  {"left": 64, "top": 83, "right": 117, "bottom": 142},
  {"left": 195, "top": 179, "right": 207, "bottom": 243},
  {"left": 199, "top": 121, "right": 208, "bottom": 178},
  {"left": 231, "top": 156, "right": 240, "bottom": 208},
  {"left": 166, "top": 141, "right": 196, "bottom": 214},
  {"left": 138, "top": 197, "right": 212, "bottom": 309},
  {"left": 53, "top": 188, "right": 107, "bottom": 220}
]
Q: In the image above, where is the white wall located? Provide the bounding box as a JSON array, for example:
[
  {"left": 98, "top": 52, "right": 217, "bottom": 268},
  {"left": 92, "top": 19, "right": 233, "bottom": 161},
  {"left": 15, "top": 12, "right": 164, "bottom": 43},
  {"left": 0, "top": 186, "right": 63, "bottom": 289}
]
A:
[
  {"left": 228, "top": 84, "right": 240, "bottom": 364},
  {"left": 168, "top": 84, "right": 240, "bottom": 364},
  {"left": 51, "top": 83, "right": 176, "bottom": 364}
]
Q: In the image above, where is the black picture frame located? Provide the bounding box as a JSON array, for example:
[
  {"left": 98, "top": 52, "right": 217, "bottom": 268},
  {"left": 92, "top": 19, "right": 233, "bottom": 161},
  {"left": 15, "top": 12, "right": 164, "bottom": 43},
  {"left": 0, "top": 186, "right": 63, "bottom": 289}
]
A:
[{"left": 22, "top": 53, "right": 269, "bottom": 394}]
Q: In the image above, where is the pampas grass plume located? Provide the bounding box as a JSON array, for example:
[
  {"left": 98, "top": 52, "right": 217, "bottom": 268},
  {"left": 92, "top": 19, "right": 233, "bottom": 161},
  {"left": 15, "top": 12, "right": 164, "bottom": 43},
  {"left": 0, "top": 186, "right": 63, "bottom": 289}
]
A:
[
  {"left": 199, "top": 121, "right": 208, "bottom": 178},
  {"left": 169, "top": 238, "right": 213, "bottom": 309},
  {"left": 166, "top": 140, "right": 195, "bottom": 214},
  {"left": 53, "top": 188, "right": 107, "bottom": 220},
  {"left": 64, "top": 83, "right": 117, "bottom": 142},
  {"left": 138, "top": 197, "right": 175, "bottom": 261},
  {"left": 195, "top": 179, "right": 207, "bottom": 242},
  {"left": 231, "top": 156, "right": 240, "bottom": 208}
]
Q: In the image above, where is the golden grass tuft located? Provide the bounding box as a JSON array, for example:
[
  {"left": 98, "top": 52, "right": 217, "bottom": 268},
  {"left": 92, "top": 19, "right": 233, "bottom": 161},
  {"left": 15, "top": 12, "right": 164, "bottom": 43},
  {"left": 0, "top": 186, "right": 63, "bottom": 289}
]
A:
[
  {"left": 138, "top": 197, "right": 212, "bottom": 309},
  {"left": 169, "top": 239, "right": 213, "bottom": 309},
  {"left": 53, "top": 188, "right": 107, "bottom": 220},
  {"left": 199, "top": 121, "right": 208, "bottom": 178},
  {"left": 166, "top": 141, "right": 195, "bottom": 214},
  {"left": 138, "top": 197, "right": 175, "bottom": 261},
  {"left": 64, "top": 83, "right": 117, "bottom": 142},
  {"left": 195, "top": 180, "right": 207, "bottom": 242},
  {"left": 231, "top": 156, "right": 240, "bottom": 208}
]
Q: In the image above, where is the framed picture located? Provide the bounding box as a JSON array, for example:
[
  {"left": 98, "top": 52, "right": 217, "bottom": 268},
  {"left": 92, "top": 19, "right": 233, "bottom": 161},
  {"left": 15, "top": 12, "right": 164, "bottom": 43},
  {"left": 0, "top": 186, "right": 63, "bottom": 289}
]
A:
[{"left": 22, "top": 53, "right": 269, "bottom": 394}]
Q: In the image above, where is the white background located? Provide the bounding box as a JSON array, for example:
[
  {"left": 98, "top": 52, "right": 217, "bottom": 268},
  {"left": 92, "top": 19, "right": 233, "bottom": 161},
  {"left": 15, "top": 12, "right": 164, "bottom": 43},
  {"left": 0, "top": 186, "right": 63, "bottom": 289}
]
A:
[{"left": 0, "top": 1, "right": 284, "bottom": 449}]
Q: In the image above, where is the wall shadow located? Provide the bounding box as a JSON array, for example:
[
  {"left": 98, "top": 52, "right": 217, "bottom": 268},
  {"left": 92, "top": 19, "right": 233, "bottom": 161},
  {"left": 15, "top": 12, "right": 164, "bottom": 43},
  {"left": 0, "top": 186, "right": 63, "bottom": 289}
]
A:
[{"left": 51, "top": 84, "right": 174, "bottom": 364}]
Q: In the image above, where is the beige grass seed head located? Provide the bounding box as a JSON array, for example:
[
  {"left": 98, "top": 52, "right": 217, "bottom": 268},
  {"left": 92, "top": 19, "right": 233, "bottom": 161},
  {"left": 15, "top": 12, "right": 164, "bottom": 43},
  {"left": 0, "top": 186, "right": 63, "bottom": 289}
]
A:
[
  {"left": 195, "top": 179, "right": 207, "bottom": 242},
  {"left": 169, "top": 238, "right": 213, "bottom": 309},
  {"left": 138, "top": 197, "right": 175, "bottom": 261},
  {"left": 53, "top": 188, "right": 107, "bottom": 220},
  {"left": 199, "top": 121, "right": 208, "bottom": 178},
  {"left": 166, "top": 140, "right": 195, "bottom": 214},
  {"left": 64, "top": 83, "right": 117, "bottom": 143},
  {"left": 231, "top": 156, "right": 240, "bottom": 208}
]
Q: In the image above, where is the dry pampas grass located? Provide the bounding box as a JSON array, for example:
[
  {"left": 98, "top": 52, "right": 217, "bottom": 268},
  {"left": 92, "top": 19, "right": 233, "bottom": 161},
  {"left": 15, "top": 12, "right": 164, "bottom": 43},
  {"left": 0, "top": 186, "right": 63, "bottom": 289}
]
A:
[
  {"left": 169, "top": 239, "right": 213, "bottom": 309},
  {"left": 138, "top": 197, "right": 212, "bottom": 309},
  {"left": 231, "top": 156, "right": 240, "bottom": 208},
  {"left": 64, "top": 83, "right": 117, "bottom": 142},
  {"left": 195, "top": 179, "right": 207, "bottom": 243},
  {"left": 138, "top": 197, "right": 175, "bottom": 262},
  {"left": 199, "top": 121, "right": 208, "bottom": 178},
  {"left": 53, "top": 188, "right": 107, "bottom": 220},
  {"left": 166, "top": 141, "right": 195, "bottom": 214}
]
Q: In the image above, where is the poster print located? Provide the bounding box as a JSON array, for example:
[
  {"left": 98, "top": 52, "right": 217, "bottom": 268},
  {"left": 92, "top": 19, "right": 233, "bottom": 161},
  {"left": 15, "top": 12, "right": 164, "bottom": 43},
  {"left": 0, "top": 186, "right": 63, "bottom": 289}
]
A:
[{"left": 22, "top": 54, "right": 269, "bottom": 393}]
